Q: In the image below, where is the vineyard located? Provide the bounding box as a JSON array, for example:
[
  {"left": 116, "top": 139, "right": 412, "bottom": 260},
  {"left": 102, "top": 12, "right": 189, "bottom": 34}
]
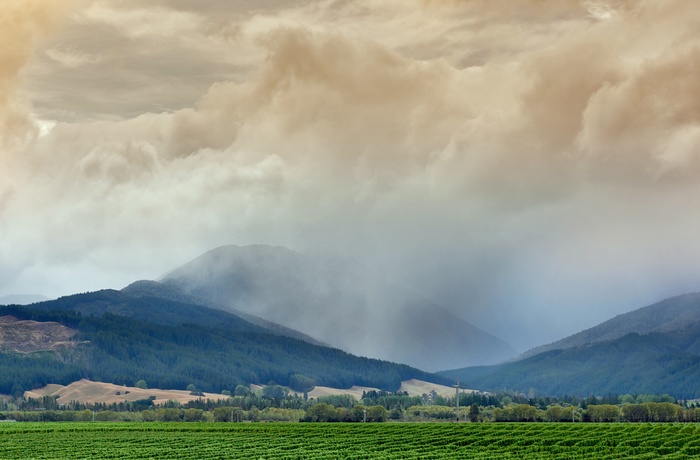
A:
[{"left": 1, "top": 422, "right": 699, "bottom": 459}]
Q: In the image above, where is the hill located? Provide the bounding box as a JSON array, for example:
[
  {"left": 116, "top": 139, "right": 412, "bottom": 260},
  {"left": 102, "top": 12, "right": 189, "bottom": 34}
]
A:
[
  {"left": 24, "top": 379, "right": 227, "bottom": 405},
  {"left": 161, "top": 244, "right": 515, "bottom": 371},
  {"left": 518, "top": 292, "right": 700, "bottom": 359},
  {"left": 24, "top": 377, "right": 460, "bottom": 405},
  {"left": 0, "top": 289, "right": 451, "bottom": 396},
  {"left": 441, "top": 293, "right": 700, "bottom": 398}
]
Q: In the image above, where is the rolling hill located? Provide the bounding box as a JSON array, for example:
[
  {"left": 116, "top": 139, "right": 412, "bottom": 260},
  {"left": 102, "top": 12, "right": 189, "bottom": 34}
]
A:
[
  {"left": 441, "top": 293, "right": 700, "bottom": 398},
  {"left": 161, "top": 244, "right": 515, "bottom": 371},
  {"left": 0, "top": 289, "right": 451, "bottom": 396}
]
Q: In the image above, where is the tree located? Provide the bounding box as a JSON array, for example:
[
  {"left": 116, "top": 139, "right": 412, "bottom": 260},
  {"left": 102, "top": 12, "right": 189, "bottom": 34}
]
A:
[
  {"left": 186, "top": 384, "right": 197, "bottom": 392},
  {"left": 135, "top": 380, "right": 148, "bottom": 389},
  {"left": 262, "top": 385, "right": 286, "bottom": 400},
  {"left": 305, "top": 403, "right": 338, "bottom": 422},
  {"left": 156, "top": 408, "right": 181, "bottom": 422},
  {"left": 184, "top": 408, "right": 205, "bottom": 422},
  {"left": 366, "top": 405, "right": 387, "bottom": 422},
  {"left": 469, "top": 404, "right": 480, "bottom": 422},
  {"left": 212, "top": 407, "right": 231, "bottom": 422},
  {"left": 586, "top": 404, "right": 620, "bottom": 422},
  {"left": 234, "top": 385, "right": 251, "bottom": 397},
  {"left": 544, "top": 405, "right": 568, "bottom": 422},
  {"left": 95, "top": 411, "right": 118, "bottom": 422},
  {"left": 289, "top": 374, "right": 316, "bottom": 393},
  {"left": 514, "top": 404, "right": 537, "bottom": 422}
]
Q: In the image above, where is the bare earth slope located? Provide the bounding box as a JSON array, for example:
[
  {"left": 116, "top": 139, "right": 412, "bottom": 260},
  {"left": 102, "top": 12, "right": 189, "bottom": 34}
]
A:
[
  {"left": 25, "top": 379, "right": 466, "bottom": 404},
  {"left": 25, "top": 379, "right": 227, "bottom": 405},
  {"left": 0, "top": 316, "right": 77, "bottom": 353}
]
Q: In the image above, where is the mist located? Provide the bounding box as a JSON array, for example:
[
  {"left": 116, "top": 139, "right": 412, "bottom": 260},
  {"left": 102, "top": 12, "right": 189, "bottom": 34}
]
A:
[{"left": 2, "top": 0, "right": 700, "bottom": 351}]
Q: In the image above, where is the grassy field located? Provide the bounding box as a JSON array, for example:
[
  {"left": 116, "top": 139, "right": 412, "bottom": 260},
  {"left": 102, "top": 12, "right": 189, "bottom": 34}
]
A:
[{"left": 0, "top": 422, "right": 699, "bottom": 459}]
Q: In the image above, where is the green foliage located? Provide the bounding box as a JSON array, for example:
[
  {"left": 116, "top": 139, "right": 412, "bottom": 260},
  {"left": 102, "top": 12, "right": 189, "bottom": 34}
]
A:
[
  {"left": 233, "top": 385, "right": 250, "bottom": 397},
  {"left": 135, "top": 380, "right": 148, "bottom": 389},
  {"left": 442, "top": 325, "right": 700, "bottom": 398},
  {"left": 315, "top": 394, "right": 356, "bottom": 409},
  {"left": 493, "top": 404, "right": 539, "bottom": 422},
  {"left": 262, "top": 385, "right": 286, "bottom": 400},
  {"left": 586, "top": 404, "right": 620, "bottom": 422},
  {"left": 304, "top": 403, "right": 338, "bottom": 422},
  {"left": 620, "top": 402, "right": 682, "bottom": 422},
  {"left": 0, "top": 294, "right": 451, "bottom": 395},
  {"left": 183, "top": 408, "right": 206, "bottom": 422},
  {"left": 289, "top": 374, "right": 315, "bottom": 392},
  {"left": 3, "top": 423, "right": 700, "bottom": 459},
  {"left": 468, "top": 403, "right": 479, "bottom": 422},
  {"left": 156, "top": 408, "right": 181, "bottom": 422},
  {"left": 544, "top": 405, "right": 574, "bottom": 422}
]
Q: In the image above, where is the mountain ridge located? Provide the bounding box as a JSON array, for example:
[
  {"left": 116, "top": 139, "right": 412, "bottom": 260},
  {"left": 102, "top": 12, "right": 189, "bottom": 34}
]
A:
[
  {"left": 440, "top": 291, "right": 700, "bottom": 398},
  {"left": 0, "top": 288, "right": 452, "bottom": 395},
  {"left": 518, "top": 292, "right": 700, "bottom": 360},
  {"left": 162, "top": 244, "right": 516, "bottom": 371}
]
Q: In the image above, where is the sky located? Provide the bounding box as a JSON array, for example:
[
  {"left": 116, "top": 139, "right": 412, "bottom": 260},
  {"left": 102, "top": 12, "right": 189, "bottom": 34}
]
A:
[{"left": 2, "top": 0, "right": 700, "bottom": 351}]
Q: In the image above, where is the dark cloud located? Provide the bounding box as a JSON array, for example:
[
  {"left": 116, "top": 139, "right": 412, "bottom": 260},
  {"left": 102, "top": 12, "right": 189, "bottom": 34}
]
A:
[{"left": 2, "top": 0, "right": 700, "bottom": 351}]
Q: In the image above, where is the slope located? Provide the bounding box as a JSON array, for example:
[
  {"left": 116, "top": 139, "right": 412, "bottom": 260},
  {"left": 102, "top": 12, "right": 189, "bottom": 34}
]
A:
[
  {"left": 519, "top": 292, "right": 700, "bottom": 359},
  {"left": 0, "top": 291, "right": 451, "bottom": 395},
  {"left": 441, "top": 323, "right": 700, "bottom": 398},
  {"left": 161, "top": 244, "right": 515, "bottom": 371}
]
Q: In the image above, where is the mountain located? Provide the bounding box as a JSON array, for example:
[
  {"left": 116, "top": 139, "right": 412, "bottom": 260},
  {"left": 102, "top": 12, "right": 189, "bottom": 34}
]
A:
[
  {"left": 0, "top": 294, "right": 50, "bottom": 305},
  {"left": 161, "top": 244, "right": 515, "bottom": 371},
  {"left": 441, "top": 293, "right": 700, "bottom": 398},
  {"left": 0, "top": 288, "right": 451, "bottom": 396},
  {"left": 518, "top": 292, "right": 700, "bottom": 360},
  {"left": 121, "top": 280, "right": 327, "bottom": 346}
]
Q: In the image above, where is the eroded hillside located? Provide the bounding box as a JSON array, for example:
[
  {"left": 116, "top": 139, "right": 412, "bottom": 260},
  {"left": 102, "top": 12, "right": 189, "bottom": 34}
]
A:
[{"left": 0, "top": 316, "right": 77, "bottom": 353}]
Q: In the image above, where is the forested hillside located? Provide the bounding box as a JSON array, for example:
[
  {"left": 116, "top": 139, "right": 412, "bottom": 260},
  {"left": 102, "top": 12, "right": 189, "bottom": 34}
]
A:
[
  {"left": 519, "top": 292, "right": 700, "bottom": 359},
  {"left": 0, "top": 291, "right": 451, "bottom": 396},
  {"left": 441, "top": 324, "right": 700, "bottom": 398}
]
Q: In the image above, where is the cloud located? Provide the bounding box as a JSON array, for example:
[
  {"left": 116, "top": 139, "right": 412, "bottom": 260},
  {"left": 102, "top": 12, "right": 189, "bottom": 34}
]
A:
[
  {"left": 78, "top": 2, "right": 205, "bottom": 39},
  {"left": 44, "top": 47, "right": 101, "bottom": 69},
  {"left": 3, "top": 0, "right": 700, "bottom": 351},
  {"left": 0, "top": 0, "right": 85, "bottom": 108}
]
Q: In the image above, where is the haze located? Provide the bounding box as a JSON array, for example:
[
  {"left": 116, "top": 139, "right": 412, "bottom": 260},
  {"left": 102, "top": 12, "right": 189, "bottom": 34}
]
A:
[{"left": 2, "top": 0, "right": 700, "bottom": 352}]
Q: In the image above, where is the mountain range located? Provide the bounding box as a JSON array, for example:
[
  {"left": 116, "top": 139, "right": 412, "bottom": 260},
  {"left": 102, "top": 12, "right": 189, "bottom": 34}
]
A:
[
  {"left": 0, "top": 285, "right": 450, "bottom": 396},
  {"left": 441, "top": 293, "right": 700, "bottom": 398},
  {"left": 161, "top": 244, "right": 515, "bottom": 371},
  {"left": 4, "top": 243, "right": 700, "bottom": 399}
]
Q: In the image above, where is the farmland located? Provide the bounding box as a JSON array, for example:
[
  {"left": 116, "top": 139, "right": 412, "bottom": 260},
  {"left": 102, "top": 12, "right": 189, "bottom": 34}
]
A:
[{"left": 1, "top": 422, "right": 699, "bottom": 459}]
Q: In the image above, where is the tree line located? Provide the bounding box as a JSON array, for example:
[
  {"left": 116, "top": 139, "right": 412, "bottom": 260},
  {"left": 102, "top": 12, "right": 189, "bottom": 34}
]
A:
[{"left": 4, "top": 386, "right": 700, "bottom": 423}]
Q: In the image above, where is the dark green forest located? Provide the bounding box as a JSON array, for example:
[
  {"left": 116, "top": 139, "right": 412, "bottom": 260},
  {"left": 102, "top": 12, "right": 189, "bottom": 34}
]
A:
[
  {"left": 441, "top": 326, "right": 700, "bottom": 399},
  {"left": 0, "top": 291, "right": 451, "bottom": 395}
]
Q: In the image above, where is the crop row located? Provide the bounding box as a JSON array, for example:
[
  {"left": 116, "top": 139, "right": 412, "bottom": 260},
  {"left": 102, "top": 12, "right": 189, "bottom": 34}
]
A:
[{"left": 0, "top": 423, "right": 699, "bottom": 459}]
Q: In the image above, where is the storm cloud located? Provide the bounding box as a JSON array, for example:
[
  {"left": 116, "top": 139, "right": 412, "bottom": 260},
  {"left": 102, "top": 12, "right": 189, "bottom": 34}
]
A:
[{"left": 2, "top": 0, "right": 700, "bottom": 350}]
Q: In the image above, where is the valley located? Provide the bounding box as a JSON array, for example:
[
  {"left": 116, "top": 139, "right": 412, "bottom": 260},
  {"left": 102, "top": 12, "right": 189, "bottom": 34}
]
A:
[{"left": 3, "top": 245, "right": 700, "bottom": 401}]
